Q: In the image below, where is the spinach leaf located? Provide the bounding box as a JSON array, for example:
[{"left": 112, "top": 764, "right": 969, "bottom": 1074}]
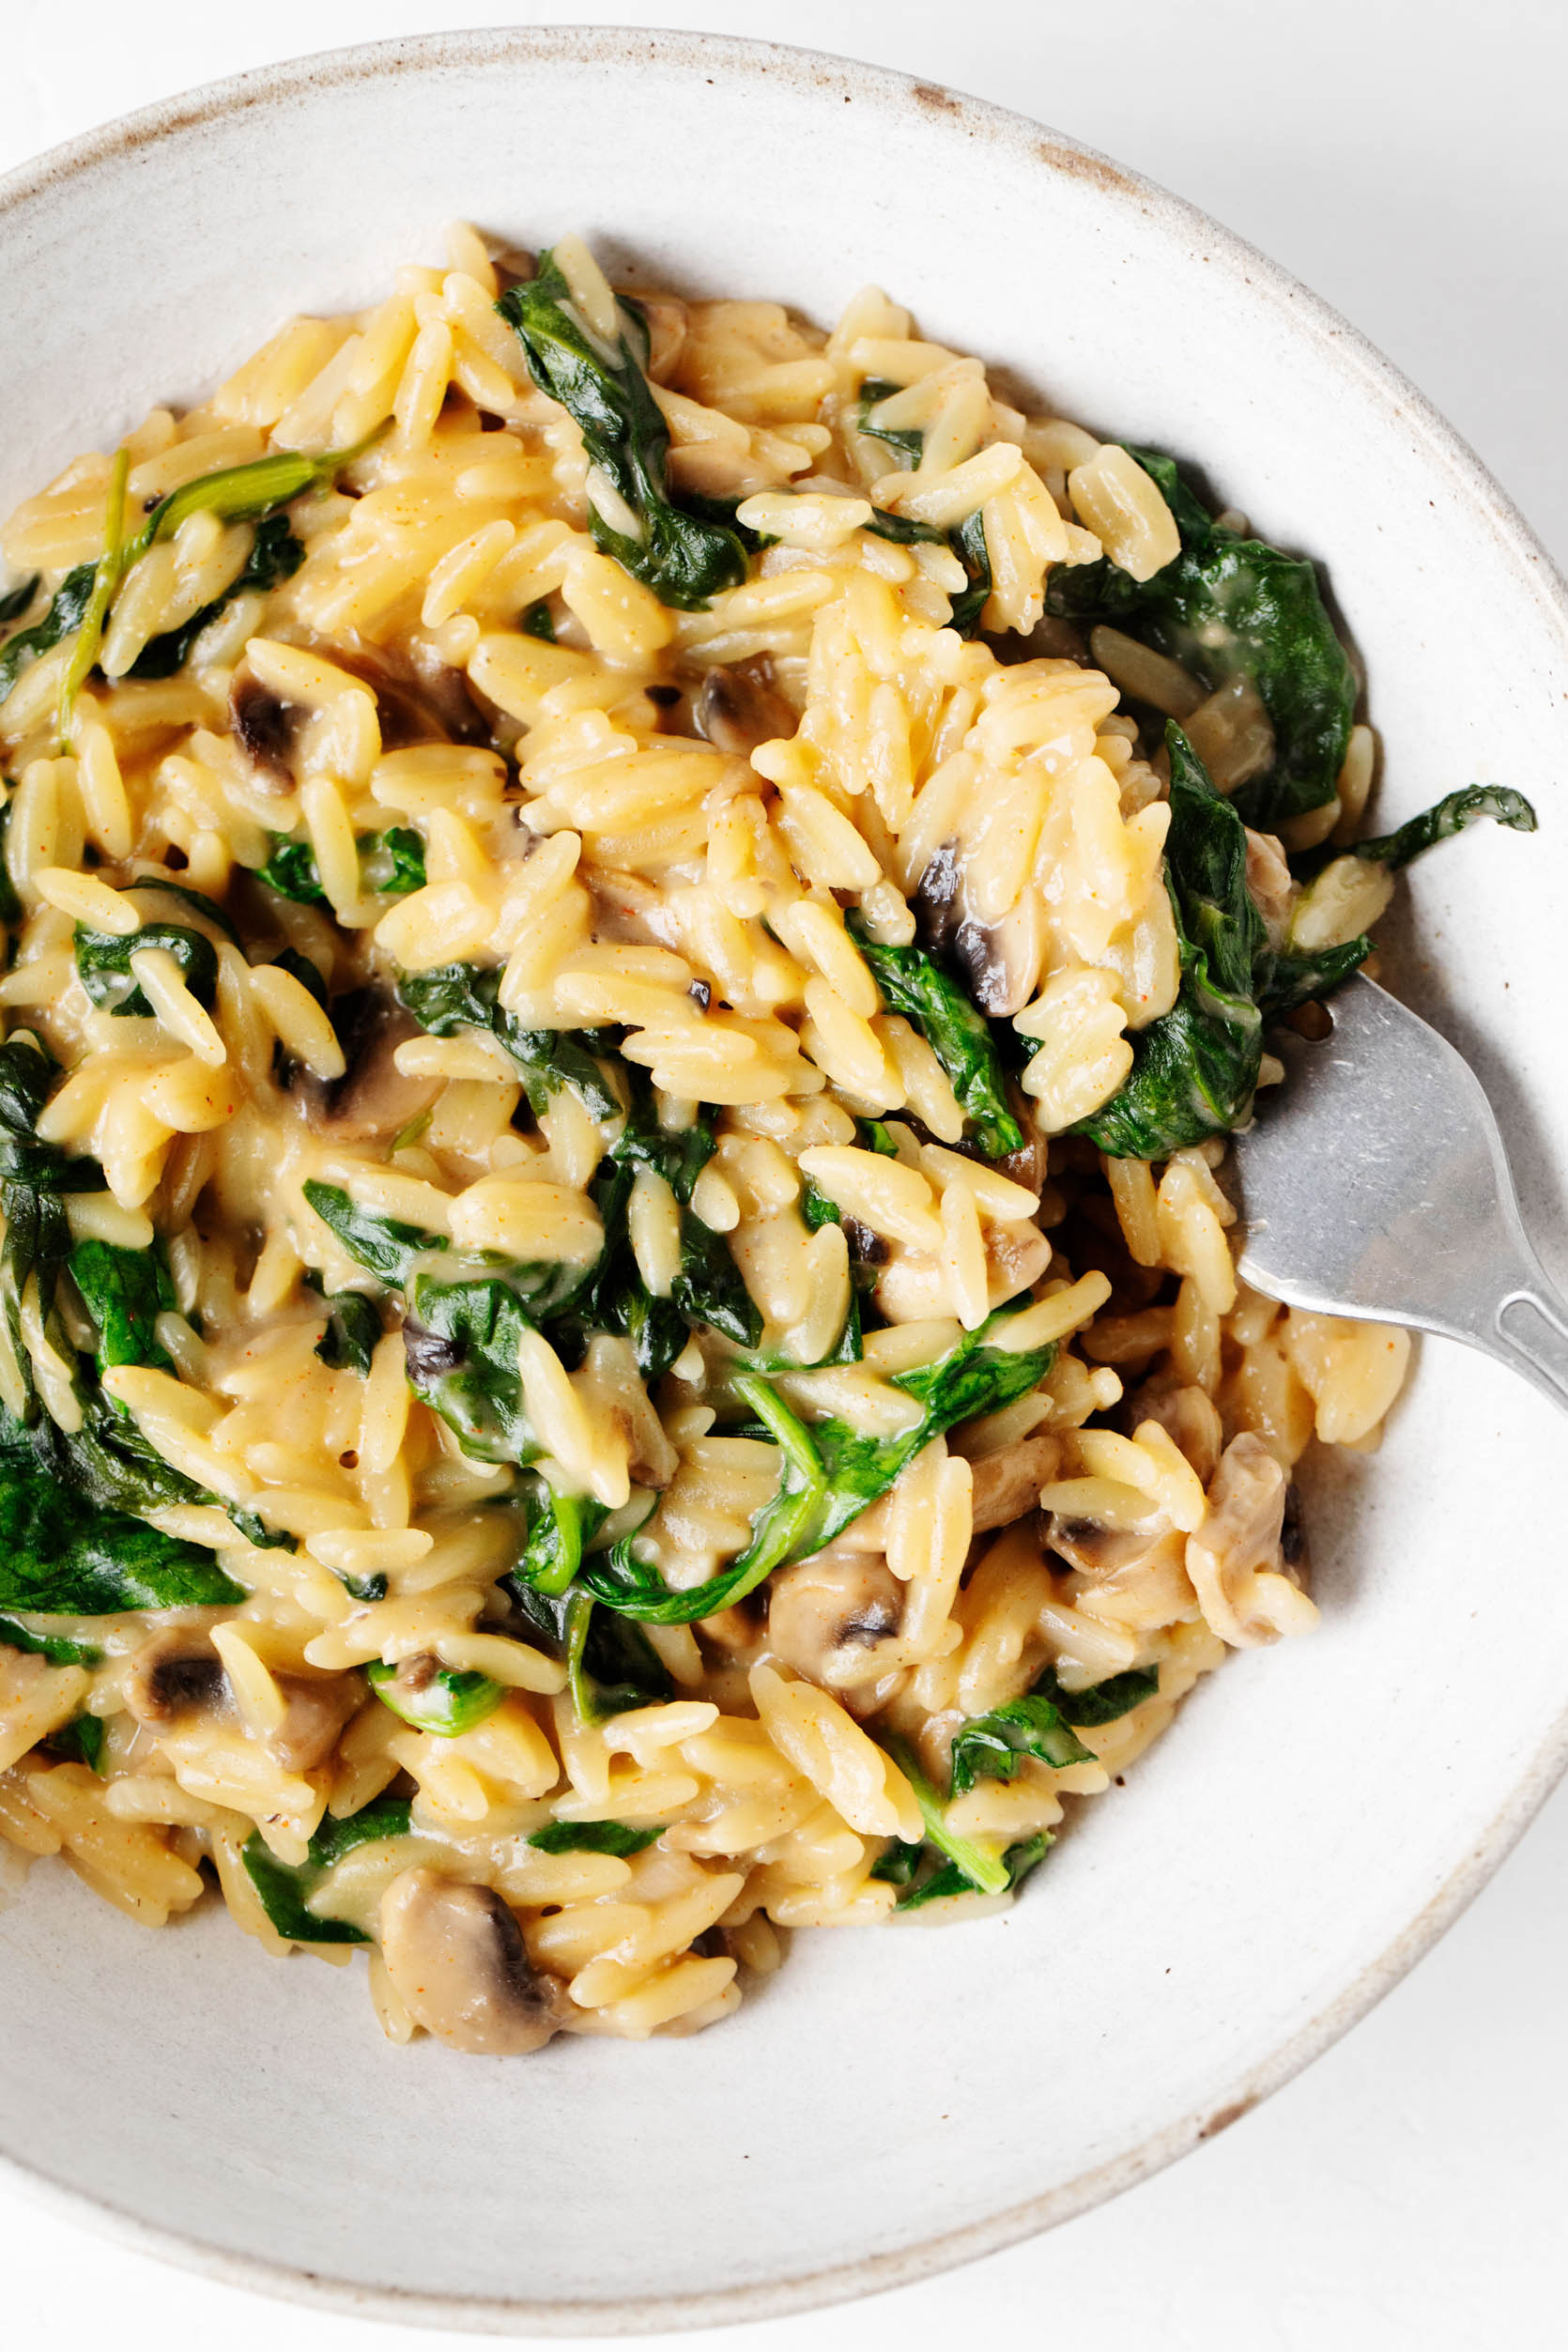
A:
[
  {"left": 1033, "top": 1663, "right": 1161, "bottom": 1725},
  {"left": 948, "top": 1694, "right": 1094, "bottom": 1794},
  {"left": 856, "top": 378, "right": 925, "bottom": 467},
  {"left": 853, "top": 388, "right": 992, "bottom": 638},
  {"left": 0, "top": 563, "right": 96, "bottom": 705},
  {"left": 1046, "top": 446, "right": 1356, "bottom": 829},
  {"left": 498, "top": 254, "right": 747, "bottom": 610},
  {"left": 598, "top": 1066, "right": 761, "bottom": 1350},
  {"left": 311, "top": 1284, "right": 379, "bottom": 1376},
  {"left": 947, "top": 508, "right": 993, "bottom": 638},
  {"left": 57, "top": 448, "right": 131, "bottom": 739},
  {"left": 126, "top": 876, "right": 243, "bottom": 945},
  {"left": 74, "top": 920, "right": 219, "bottom": 1017},
  {"left": 401, "top": 1272, "right": 544, "bottom": 1464},
  {"left": 0, "top": 576, "right": 40, "bottom": 627},
  {"left": 0, "top": 1613, "right": 100, "bottom": 1665},
  {"left": 1351, "top": 784, "right": 1538, "bottom": 872},
  {"left": 520, "top": 598, "right": 557, "bottom": 641},
  {"left": 869, "top": 1837, "right": 924, "bottom": 1885},
  {"left": 240, "top": 1792, "right": 413, "bottom": 1946},
  {"left": 0, "top": 1419, "right": 244, "bottom": 1612},
  {"left": 395, "top": 961, "right": 620, "bottom": 1119},
  {"left": 365, "top": 1658, "right": 505, "bottom": 1737},
  {"left": 515, "top": 1476, "right": 607, "bottom": 1599},
  {"left": 302, "top": 1178, "right": 447, "bottom": 1287},
  {"left": 580, "top": 1311, "right": 1056, "bottom": 1623},
  {"left": 846, "top": 917, "right": 1023, "bottom": 1157},
  {"left": 69, "top": 1237, "right": 177, "bottom": 1376},
  {"left": 881, "top": 1734, "right": 1011, "bottom": 1899},
  {"left": 897, "top": 1832, "right": 1051, "bottom": 1912},
  {"left": 123, "top": 432, "right": 386, "bottom": 570},
  {"left": 528, "top": 1819, "right": 664, "bottom": 1855},
  {"left": 127, "top": 513, "right": 304, "bottom": 679},
  {"left": 1074, "top": 725, "right": 1277, "bottom": 1156},
  {"left": 273, "top": 946, "right": 330, "bottom": 1009},
  {"left": 44, "top": 1714, "right": 104, "bottom": 1772},
  {"left": 504, "top": 1576, "right": 671, "bottom": 1723},
  {"left": 258, "top": 826, "right": 426, "bottom": 905}
]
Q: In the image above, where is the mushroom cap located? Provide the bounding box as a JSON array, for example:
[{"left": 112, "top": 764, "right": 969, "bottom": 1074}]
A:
[
  {"left": 766, "top": 1553, "right": 904, "bottom": 1692},
  {"left": 378, "top": 1868, "right": 562, "bottom": 2057}
]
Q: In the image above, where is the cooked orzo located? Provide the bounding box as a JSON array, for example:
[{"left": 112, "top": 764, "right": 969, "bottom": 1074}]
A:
[{"left": 0, "top": 226, "right": 1532, "bottom": 2055}]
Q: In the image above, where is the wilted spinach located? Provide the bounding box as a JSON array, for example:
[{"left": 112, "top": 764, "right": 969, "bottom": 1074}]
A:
[
  {"left": 528, "top": 1819, "right": 665, "bottom": 1855},
  {"left": 241, "top": 1792, "right": 413, "bottom": 1945},
  {"left": 1046, "top": 445, "right": 1357, "bottom": 829},
  {"left": 69, "top": 1237, "right": 176, "bottom": 1376},
  {"left": 74, "top": 920, "right": 219, "bottom": 1017},
  {"left": 0, "top": 1614, "right": 100, "bottom": 1665},
  {"left": 504, "top": 1574, "right": 671, "bottom": 1725},
  {"left": 498, "top": 253, "right": 747, "bottom": 610},
  {"left": 1350, "top": 783, "right": 1537, "bottom": 871},
  {"left": 258, "top": 825, "right": 425, "bottom": 904},
  {"left": 301, "top": 1179, "right": 448, "bottom": 1287},
  {"left": 127, "top": 513, "right": 304, "bottom": 680},
  {"left": 846, "top": 916, "right": 1024, "bottom": 1157},
  {"left": 365, "top": 1658, "right": 505, "bottom": 1737},
  {"left": 307, "top": 1278, "right": 379, "bottom": 1376},
  {"left": 0, "top": 561, "right": 96, "bottom": 705},
  {"left": 581, "top": 1311, "right": 1056, "bottom": 1624},
  {"left": 853, "top": 381, "right": 992, "bottom": 638},
  {"left": 395, "top": 961, "right": 620, "bottom": 1119}
]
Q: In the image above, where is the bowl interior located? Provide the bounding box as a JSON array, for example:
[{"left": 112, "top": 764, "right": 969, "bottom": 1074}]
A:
[{"left": 3, "top": 28, "right": 1567, "bottom": 2332}]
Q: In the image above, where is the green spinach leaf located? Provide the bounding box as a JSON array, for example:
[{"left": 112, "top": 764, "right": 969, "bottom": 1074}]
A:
[
  {"left": 1046, "top": 446, "right": 1356, "bottom": 829},
  {"left": 1351, "top": 783, "right": 1537, "bottom": 871},
  {"left": 302, "top": 1178, "right": 447, "bottom": 1287},
  {"left": 0, "top": 564, "right": 95, "bottom": 705},
  {"left": 394, "top": 961, "right": 620, "bottom": 1119},
  {"left": 365, "top": 1658, "right": 505, "bottom": 1737},
  {"left": 0, "top": 1613, "right": 100, "bottom": 1665},
  {"left": 74, "top": 920, "right": 219, "bottom": 1017},
  {"left": 846, "top": 917, "right": 1023, "bottom": 1157},
  {"left": 498, "top": 254, "right": 747, "bottom": 610},
  {"left": 127, "top": 513, "right": 304, "bottom": 680},
  {"left": 240, "top": 1792, "right": 413, "bottom": 1945},
  {"left": 528, "top": 1819, "right": 664, "bottom": 1855},
  {"left": 69, "top": 1237, "right": 177, "bottom": 1376},
  {"left": 580, "top": 1310, "right": 1056, "bottom": 1623},
  {"left": 259, "top": 826, "right": 426, "bottom": 905}
]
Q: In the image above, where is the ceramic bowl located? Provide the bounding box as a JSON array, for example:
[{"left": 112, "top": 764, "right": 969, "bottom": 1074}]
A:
[{"left": 1, "top": 25, "right": 1565, "bottom": 2334}]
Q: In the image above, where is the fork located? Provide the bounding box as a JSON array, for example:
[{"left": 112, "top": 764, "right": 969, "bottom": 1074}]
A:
[{"left": 1229, "top": 974, "right": 1568, "bottom": 1413}]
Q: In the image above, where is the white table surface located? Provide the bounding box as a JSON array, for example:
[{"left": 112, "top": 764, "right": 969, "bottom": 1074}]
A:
[{"left": 3, "top": 1, "right": 1565, "bottom": 2342}]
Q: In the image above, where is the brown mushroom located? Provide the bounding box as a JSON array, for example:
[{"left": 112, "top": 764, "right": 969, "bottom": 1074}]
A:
[
  {"left": 1184, "top": 1431, "right": 1303, "bottom": 1647},
  {"left": 379, "top": 1867, "right": 565, "bottom": 2055},
  {"left": 694, "top": 659, "right": 798, "bottom": 759},
  {"left": 1126, "top": 1383, "right": 1223, "bottom": 1488},
  {"left": 286, "top": 989, "right": 437, "bottom": 1143},
  {"left": 636, "top": 295, "right": 688, "bottom": 384},
  {"left": 766, "top": 1554, "right": 904, "bottom": 1691},
  {"left": 124, "top": 1629, "right": 228, "bottom": 1727},
  {"left": 229, "top": 666, "right": 303, "bottom": 791},
  {"left": 1243, "top": 826, "right": 1294, "bottom": 945},
  {"left": 968, "top": 1434, "right": 1061, "bottom": 1533},
  {"left": 329, "top": 641, "right": 491, "bottom": 749},
  {"left": 1046, "top": 1517, "right": 1173, "bottom": 1581},
  {"left": 267, "top": 1674, "right": 361, "bottom": 1774}
]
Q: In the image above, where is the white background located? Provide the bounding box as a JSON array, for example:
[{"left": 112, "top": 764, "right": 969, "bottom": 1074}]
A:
[{"left": 3, "top": 2, "right": 1566, "bottom": 2344}]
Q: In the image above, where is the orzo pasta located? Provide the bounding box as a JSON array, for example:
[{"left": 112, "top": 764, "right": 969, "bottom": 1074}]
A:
[{"left": 0, "top": 228, "right": 1530, "bottom": 2053}]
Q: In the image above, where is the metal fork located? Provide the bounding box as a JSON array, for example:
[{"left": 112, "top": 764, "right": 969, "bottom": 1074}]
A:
[{"left": 1229, "top": 975, "right": 1568, "bottom": 1413}]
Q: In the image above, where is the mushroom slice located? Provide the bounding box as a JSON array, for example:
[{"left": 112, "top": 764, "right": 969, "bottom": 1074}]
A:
[
  {"left": 1184, "top": 1431, "right": 1312, "bottom": 1649},
  {"left": 123, "top": 1629, "right": 228, "bottom": 1727},
  {"left": 229, "top": 663, "right": 303, "bottom": 791},
  {"left": 636, "top": 294, "right": 688, "bottom": 384},
  {"left": 952, "top": 895, "right": 1045, "bottom": 1019},
  {"left": 267, "top": 1673, "right": 360, "bottom": 1774},
  {"left": 968, "top": 1434, "right": 1061, "bottom": 1534},
  {"left": 379, "top": 1868, "right": 565, "bottom": 2056},
  {"left": 285, "top": 988, "right": 436, "bottom": 1143},
  {"left": 330, "top": 641, "right": 491, "bottom": 749},
  {"left": 1046, "top": 1516, "right": 1171, "bottom": 1581},
  {"left": 693, "top": 658, "right": 798, "bottom": 759},
  {"left": 1126, "top": 1383, "right": 1223, "bottom": 1489},
  {"left": 765, "top": 1554, "right": 904, "bottom": 1692}
]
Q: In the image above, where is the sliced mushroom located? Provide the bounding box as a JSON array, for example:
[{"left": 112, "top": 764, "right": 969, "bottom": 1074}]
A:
[
  {"left": 1046, "top": 1516, "right": 1174, "bottom": 1581},
  {"left": 952, "top": 897, "right": 1044, "bottom": 1019},
  {"left": 983, "top": 1219, "right": 1052, "bottom": 1309},
  {"left": 1127, "top": 1383, "right": 1223, "bottom": 1489},
  {"left": 124, "top": 1629, "right": 228, "bottom": 1727},
  {"left": 766, "top": 1554, "right": 904, "bottom": 1692},
  {"left": 1184, "top": 1431, "right": 1311, "bottom": 1648},
  {"left": 330, "top": 641, "right": 491, "bottom": 749},
  {"left": 287, "top": 989, "right": 437, "bottom": 1143},
  {"left": 968, "top": 1434, "right": 1062, "bottom": 1533},
  {"left": 694, "top": 659, "right": 798, "bottom": 760},
  {"left": 230, "top": 665, "right": 303, "bottom": 791},
  {"left": 267, "top": 1673, "right": 360, "bottom": 1774},
  {"left": 636, "top": 294, "right": 688, "bottom": 384},
  {"left": 379, "top": 1868, "right": 565, "bottom": 2056},
  {"left": 1243, "top": 826, "right": 1294, "bottom": 946}
]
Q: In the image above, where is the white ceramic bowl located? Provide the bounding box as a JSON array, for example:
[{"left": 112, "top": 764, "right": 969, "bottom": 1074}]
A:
[{"left": 2, "top": 26, "right": 1566, "bottom": 2334}]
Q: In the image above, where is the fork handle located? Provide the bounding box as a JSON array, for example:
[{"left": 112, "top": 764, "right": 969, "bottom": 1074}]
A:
[{"left": 1487, "top": 1260, "right": 1568, "bottom": 1414}]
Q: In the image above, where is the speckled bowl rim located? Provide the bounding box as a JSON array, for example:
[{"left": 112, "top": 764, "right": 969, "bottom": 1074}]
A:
[{"left": 2, "top": 23, "right": 1566, "bottom": 2336}]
